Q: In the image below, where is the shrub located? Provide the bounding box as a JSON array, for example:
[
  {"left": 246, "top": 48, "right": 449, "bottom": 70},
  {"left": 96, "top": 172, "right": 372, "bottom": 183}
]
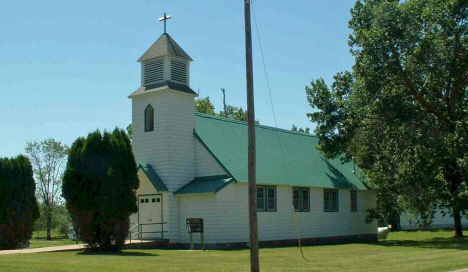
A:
[
  {"left": 63, "top": 129, "right": 139, "bottom": 251},
  {"left": 0, "top": 155, "right": 40, "bottom": 249}
]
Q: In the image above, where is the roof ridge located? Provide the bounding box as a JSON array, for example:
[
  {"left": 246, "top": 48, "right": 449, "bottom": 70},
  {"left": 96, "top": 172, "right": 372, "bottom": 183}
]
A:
[
  {"left": 137, "top": 33, "right": 164, "bottom": 62},
  {"left": 165, "top": 33, "right": 187, "bottom": 59},
  {"left": 194, "top": 112, "right": 317, "bottom": 138}
]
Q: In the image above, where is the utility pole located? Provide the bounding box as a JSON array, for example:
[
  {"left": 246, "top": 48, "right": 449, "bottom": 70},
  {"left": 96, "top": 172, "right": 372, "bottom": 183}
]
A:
[
  {"left": 244, "top": 1, "right": 259, "bottom": 272},
  {"left": 220, "top": 87, "right": 227, "bottom": 117}
]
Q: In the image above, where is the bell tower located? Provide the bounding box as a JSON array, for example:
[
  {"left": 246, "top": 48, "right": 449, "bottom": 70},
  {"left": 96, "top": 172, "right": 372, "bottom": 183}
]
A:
[
  {"left": 129, "top": 23, "right": 197, "bottom": 189},
  {"left": 129, "top": 14, "right": 198, "bottom": 241}
]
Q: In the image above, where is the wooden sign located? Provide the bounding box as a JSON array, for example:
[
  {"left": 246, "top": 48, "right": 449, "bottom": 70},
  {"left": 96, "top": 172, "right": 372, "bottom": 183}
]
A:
[
  {"left": 186, "top": 218, "right": 204, "bottom": 233},
  {"left": 186, "top": 218, "right": 205, "bottom": 251}
]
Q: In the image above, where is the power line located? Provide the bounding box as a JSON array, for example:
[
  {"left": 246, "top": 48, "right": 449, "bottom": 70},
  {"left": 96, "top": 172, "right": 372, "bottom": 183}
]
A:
[
  {"left": 251, "top": 2, "right": 290, "bottom": 185},
  {"left": 251, "top": 3, "right": 277, "bottom": 128}
]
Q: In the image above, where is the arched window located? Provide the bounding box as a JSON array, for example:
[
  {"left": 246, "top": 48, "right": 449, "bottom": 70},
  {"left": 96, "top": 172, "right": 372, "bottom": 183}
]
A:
[{"left": 145, "top": 105, "right": 154, "bottom": 132}]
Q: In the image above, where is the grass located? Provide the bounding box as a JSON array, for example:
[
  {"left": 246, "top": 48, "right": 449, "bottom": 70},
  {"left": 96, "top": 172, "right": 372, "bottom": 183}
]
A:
[
  {"left": 28, "top": 229, "right": 78, "bottom": 249},
  {"left": 28, "top": 239, "right": 77, "bottom": 249},
  {"left": 32, "top": 228, "right": 67, "bottom": 240},
  {"left": 1, "top": 230, "right": 467, "bottom": 272}
]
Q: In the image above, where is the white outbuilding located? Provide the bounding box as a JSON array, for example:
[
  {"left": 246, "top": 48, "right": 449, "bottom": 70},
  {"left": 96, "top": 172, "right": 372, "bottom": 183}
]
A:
[{"left": 128, "top": 30, "right": 377, "bottom": 248}]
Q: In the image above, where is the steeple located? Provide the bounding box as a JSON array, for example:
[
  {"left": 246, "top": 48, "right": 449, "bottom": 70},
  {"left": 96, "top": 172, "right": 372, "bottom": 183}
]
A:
[
  {"left": 129, "top": 13, "right": 197, "bottom": 98},
  {"left": 135, "top": 13, "right": 193, "bottom": 92}
]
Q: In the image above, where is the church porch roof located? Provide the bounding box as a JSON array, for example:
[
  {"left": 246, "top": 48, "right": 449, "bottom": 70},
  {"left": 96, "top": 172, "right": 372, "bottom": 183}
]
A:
[
  {"left": 174, "top": 175, "right": 233, "bottom": 195},
  {"left": 138, "top": 164, "right": 168, "bottom": 192}
]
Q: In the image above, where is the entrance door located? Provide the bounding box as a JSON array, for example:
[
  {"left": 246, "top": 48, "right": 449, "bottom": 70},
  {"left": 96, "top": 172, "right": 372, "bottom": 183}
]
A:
[{"left": 138, "top": 195, "right": 163, "bottom": 240}]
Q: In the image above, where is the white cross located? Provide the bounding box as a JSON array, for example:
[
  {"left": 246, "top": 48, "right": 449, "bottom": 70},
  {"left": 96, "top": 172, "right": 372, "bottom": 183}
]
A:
[{"left": 159, "top": 13, "right": 171, "bottom": 34}]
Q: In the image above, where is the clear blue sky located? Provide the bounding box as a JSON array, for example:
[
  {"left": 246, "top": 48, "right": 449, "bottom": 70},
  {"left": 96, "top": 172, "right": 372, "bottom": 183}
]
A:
[{"left": 0, "top": 0, "right": 356, "bottom": 157}]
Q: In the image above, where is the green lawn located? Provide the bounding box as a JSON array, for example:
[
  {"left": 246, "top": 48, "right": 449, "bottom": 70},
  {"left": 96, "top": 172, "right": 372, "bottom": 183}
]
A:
[
  {"left": 32, "top": 228, "right": 67, "bottom": 240},
  {"left": 29, "top": 229, "right": 78, "bottom": 249},
  {"left": 28, "top": 239, "right": 78, "bottom": 249},
  {"left": 1, "top": 230, "right": 467, "bottom": 272}
]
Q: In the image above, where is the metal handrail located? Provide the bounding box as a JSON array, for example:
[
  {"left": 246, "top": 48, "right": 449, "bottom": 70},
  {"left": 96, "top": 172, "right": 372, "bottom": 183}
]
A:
[
  {"left": 129, "top": 224, "right": 140, "bottom": 233},
  {"left": 139, "top": 222, "right": 167, "bottom": 226},
  {"left": 128, "top": 222, "right": 168, "bottom": 243}
]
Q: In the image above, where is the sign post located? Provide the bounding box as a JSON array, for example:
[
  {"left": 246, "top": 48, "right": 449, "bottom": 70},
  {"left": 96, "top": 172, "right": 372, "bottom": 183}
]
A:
[{"left": 186, "top": 218, "right": 204, "bottom": 251}]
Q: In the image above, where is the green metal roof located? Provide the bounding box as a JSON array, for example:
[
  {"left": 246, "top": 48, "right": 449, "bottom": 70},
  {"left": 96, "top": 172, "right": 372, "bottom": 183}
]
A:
[
  {"left": 138, "top": 164, "right": 168, "bottom": 192},
  {"left": 194, "top": 113, "right": 367, "bottom": 190},
  {"left": 174, "top": 175, "right": 233, "bottom": 195}
]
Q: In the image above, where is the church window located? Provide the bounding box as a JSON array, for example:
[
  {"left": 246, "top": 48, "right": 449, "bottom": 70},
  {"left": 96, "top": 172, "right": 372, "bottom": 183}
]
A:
[
  {"left": 152, "top": 198, "right": 156, "bottom": 203},
  {"left": 267, "top": 187, "right": 276, "bottom": 211},
  {"left": 256, "top": 187, "right": 265, "bottom": 211},
  {"left": 324, "top": 189, "right": 339, "bottom": 212},
  {"left": 256, "top": 186, "right": 276, "bottom": 212},
  {"left": 144, "top": 59, "right": 164, "bottom": 85},
  {"left": 293, "top": 188, "right": 300, "bottom": 211},
  {"left": 350, "top": 190, "right": 357, "bottom": 212},
  {"left": 293, "top": 188, "right": 310, "bottom": 212},
  {"left": 171, "top": 59, "right": 187, "bottom": 84},
  {"left": 140, "top": 199, "right": 144, "bottom": 204},
  {"left": 145, "top": 105, "right": 154, "bottom": 132},
  {"left": 145, "top": 198, "right": 149, "bottom": 203}
]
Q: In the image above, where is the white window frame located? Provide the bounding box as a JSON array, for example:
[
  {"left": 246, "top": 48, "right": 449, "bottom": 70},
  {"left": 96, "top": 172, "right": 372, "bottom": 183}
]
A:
[
  {"left": 293, "top": 187, "right": 310, "bottom": 212},
  {"left": 350, "top": 190, "right": 357, "bottom": 212},
  {"left": 324, "top": 189, "right": 339, "bottom": 212},
  {"left": 256, "top": 186, "right": 276, "bottom": 212}
]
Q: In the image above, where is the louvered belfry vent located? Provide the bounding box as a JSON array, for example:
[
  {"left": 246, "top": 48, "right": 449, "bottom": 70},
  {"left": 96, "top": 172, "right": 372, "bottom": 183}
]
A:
[
  {"left": 171, "top": 59, "right": 187, "bottom": 84},
  {"left": 138, "top": 33, "right": 193, "bottom": 87},
  {"left": 144, "top": 59, "right": 164, "bottom": 85}
]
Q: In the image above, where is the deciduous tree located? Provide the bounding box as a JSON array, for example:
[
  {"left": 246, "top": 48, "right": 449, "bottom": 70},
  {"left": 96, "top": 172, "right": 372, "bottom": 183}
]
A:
[
  {"left": 26, "top": 138, "right": 68, "bottom": 240},
  {"left": 195, "top": 96, "right": 216, "bottom": 115},
  {"left": 291, "top": 125, "right": 310, "bottom": 134},
  {"left": 306, "top": 0, "right": 468, "bottom": 236}
]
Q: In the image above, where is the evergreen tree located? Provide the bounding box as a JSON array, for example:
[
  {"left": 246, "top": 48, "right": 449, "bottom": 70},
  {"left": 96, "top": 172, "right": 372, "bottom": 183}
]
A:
[
  {"left": 0, "top": 155, "right": 39, "bottom": 249},
  {"left": 63, "top": 129, "right": 139, "bottom": 251}
]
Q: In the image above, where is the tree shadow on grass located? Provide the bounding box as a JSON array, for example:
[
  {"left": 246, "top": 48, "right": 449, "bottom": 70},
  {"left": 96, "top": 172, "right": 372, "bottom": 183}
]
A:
[
  {"left": 76, "top": 251, "right": 158, "bottom": 257},
  {"left": 371, "top": 236, "right": 468, "bottom": 251}
]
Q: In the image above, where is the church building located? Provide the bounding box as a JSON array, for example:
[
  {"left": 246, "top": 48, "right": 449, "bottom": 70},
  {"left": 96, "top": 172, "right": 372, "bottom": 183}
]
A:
[{"left": 128, "top": 27, "right": 377, "bottom": 248}]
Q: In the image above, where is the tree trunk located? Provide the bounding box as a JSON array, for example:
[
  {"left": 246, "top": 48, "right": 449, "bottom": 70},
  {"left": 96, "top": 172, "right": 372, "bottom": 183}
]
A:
[
  {"left": 46, "top": 213, "right": 52, "bottom": 240},
  {"left": 453, "top": 209, "right": 463, "bottom": 237},
  {"left": 444, "top": 162, "right": 464, "bottom": 237}
]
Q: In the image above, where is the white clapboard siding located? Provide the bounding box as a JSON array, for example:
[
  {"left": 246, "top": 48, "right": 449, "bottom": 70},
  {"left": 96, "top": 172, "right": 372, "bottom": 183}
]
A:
[
  {"left": 213, "top": 183, "right": 377, "bottom": 244},
  {"left": 177, "top": 194, "right": 218, "bottom": 244},
  {"left": 195, "top": 139, "right": 227, "bottom": 177},
  {"left": 400, "top": 208, "right": 468, "bottom": 230},
  {"left": 132, "top": 90, "right": 196, "bottom": 192},
  {"left": 132, "top": 88, "right": 197, "bottom": 242}
]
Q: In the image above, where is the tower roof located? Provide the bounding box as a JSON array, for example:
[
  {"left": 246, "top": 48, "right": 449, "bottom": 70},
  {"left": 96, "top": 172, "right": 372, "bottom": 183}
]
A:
[{"left": 138, "top": 33, "right": 193, "bottom": 62}]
